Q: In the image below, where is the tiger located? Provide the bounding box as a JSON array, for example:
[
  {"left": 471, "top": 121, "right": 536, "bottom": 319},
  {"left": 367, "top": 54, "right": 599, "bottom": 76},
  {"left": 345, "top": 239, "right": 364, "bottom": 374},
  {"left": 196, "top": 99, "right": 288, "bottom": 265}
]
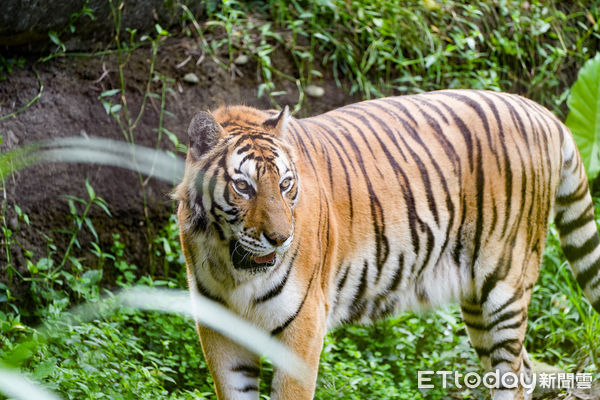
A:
[{"left": 175, "top": 89, "right": 600, "bottom": 400}]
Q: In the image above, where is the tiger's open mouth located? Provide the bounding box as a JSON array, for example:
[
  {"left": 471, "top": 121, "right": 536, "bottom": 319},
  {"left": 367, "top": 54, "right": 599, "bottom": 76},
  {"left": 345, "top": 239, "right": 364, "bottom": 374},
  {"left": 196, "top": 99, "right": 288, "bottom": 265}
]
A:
[{"left": 229, "top": 240, "right": 277, "bottom": 271}]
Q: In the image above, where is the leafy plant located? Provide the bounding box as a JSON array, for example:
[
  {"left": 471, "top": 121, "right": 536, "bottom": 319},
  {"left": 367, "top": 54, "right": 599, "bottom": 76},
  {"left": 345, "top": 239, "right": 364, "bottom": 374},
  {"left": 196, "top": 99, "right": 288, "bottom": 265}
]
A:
[
  {"left": 57, "top": 179, "right": 110, "bottom": 270},
  {"left": 41, "top": 0, "right": 95, "bottom": 62},
  {"left": 0, "top": 68, "right": 44, "bottom": 122},
  {"left": 188, "top": 0, "right": 599, "bottom": 113},
  {"left": 566, "top": 52, "right": 600, "bottom": 181}
]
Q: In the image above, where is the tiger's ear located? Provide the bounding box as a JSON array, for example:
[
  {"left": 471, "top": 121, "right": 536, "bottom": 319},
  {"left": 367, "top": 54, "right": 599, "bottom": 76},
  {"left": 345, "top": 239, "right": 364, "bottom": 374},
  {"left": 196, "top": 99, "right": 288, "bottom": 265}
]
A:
[
  {"left": 187, "top": 111, "right": 223, "bottom": 161},
  {"left": 263, "top": 106, "right": 290, "bottom": 138}
]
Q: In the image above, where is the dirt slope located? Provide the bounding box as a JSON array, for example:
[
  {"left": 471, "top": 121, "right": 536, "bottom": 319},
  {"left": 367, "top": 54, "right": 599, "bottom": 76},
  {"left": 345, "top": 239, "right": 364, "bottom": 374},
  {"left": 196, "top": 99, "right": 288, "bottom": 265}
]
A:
[{"left": 0, "top": 36, "right": 353, "bottom": 304}]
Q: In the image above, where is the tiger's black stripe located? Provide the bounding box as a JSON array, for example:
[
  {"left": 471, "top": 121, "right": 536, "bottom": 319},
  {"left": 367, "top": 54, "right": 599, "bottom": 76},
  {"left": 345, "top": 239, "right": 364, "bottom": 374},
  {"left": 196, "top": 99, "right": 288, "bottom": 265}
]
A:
[
  {"left": 556, "top": 181, "right": 589, "bottom": 205},
  {"left": 356, "top": 102, "right": 409, "bottom": 162},
  {"left": 286, "top": 124, "right": 320, "bottom": 177},
  {"left": 477, "top": 92, "right": 513, "bottom": 235},
  {"left": 236, "top": 385, "right": 259, "bottom": 393},
  {"left": 345, "top": 261, "right": 370, "bottom": 323},
  {"left": 387, "top": 252, "right": 405, "bottom": 293},
  {"left": 231, "top": 364, "right": 260, "bottom": 378},
  {"left": 440, "top": 92, "right": 498, "bottom": 168},
  {"left": 563, "top": 234, "right": 600, "bottom": 262},
  {"left": 575, "top": 254, "right": 600, "bottom": 288},
  {"left": 335, "top": 265, "right": 350, "bottom": 297},
  {"left": 381, "top": 97, "right": 420, "bottom": 126},
  {"left": 406, "top": 98, "right": 461, "bottom": 176},
  {"left": 429, "top": 96, "right": 475, "bottom": 171},
  {"left": 463, "top": 309, "right": 523, "bottom": 331},
  {"left": 486, "top": 94, "right": 525, "bottom": 236}
]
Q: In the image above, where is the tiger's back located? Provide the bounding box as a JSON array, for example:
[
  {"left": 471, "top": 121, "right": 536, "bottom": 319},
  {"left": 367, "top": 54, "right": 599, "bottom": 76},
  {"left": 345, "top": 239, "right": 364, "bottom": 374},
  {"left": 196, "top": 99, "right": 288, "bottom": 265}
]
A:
[{"left": 177, "top": 89, "right": 600, "bottom": 400}]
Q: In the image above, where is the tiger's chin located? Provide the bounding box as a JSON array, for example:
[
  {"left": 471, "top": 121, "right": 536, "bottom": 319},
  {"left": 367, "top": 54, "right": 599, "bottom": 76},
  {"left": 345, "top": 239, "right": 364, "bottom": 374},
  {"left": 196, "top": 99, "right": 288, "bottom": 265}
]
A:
[{"left": 229, "top": 240, "right": 277, "bottom": 273}]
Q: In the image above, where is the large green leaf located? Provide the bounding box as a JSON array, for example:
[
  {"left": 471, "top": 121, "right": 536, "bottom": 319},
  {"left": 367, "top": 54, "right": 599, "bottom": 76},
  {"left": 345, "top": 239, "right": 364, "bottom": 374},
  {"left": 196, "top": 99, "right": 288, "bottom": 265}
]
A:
[{"left": 566, "top": 52, "right": 600, "bottom": 180}]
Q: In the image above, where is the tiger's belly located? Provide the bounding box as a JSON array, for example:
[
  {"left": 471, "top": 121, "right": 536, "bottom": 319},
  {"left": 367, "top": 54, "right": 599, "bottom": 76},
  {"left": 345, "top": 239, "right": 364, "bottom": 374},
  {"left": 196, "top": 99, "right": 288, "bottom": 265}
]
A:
[{"left": 327, "top": 242, "right": 471, "bottom": 330}]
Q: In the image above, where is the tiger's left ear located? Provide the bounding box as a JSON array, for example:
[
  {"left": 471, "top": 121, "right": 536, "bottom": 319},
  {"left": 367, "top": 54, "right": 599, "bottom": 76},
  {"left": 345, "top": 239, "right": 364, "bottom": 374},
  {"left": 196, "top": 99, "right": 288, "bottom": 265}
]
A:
[{"left": 263, "top": 106, "right": 290, "bottom": 138}]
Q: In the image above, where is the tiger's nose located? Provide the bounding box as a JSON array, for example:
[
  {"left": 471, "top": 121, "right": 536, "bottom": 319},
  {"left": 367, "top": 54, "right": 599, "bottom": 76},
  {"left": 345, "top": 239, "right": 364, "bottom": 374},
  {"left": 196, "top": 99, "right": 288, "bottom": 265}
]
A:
[{"left": 265, "top": 232, "right": 290, "bottom": 247}]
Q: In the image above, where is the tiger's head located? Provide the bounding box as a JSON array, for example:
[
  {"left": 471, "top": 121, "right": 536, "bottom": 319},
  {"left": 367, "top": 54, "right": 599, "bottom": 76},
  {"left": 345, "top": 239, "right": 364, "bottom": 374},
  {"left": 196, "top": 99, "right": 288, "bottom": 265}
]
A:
[{"left": 177, "top": 105, "right": 298, "bottom": 275}]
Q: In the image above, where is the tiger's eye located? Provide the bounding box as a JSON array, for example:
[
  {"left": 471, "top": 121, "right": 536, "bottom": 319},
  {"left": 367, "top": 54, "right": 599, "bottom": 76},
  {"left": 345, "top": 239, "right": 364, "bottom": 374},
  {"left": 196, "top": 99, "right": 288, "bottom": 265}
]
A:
[
  {"left": 280, "top": 177, "right": 293, "bottom": 190},
  {"left": 234, "top": 179, "right": 250, "bottom": 192}
]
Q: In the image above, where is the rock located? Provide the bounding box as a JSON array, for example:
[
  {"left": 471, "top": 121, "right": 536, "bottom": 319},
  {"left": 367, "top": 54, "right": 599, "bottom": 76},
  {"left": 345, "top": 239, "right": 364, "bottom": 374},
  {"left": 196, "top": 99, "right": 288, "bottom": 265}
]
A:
[
  {"left": 305, "top": 85, "right": 325, "bottom": 98},
  {"left": 183, "top": 72, "right": 199, "bottom": 84},
  {"left": 234, "top": 54, "right": 249, "bottom": 65},
  {"left": 5, "top": 130, "right": 19, "bottom": 147},
  {"left": 8, "top": 216, "right": 18, "bottom": 231},
  {"left": 530, "top": 360, "right": 563, "bottom": 399}
]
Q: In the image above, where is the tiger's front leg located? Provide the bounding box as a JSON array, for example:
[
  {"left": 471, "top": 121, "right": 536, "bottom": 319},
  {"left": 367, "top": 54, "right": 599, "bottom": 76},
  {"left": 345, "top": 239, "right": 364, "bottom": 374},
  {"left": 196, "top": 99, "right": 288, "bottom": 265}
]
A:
[
  {"left": 199, "top": 293, "right": 327, "bottom": 400},
  {"left": 269, "top": 291, "right": 328, "bottom": 400},
  {"left": 198, "top": 325, "right": 261, "bottom": 400}
]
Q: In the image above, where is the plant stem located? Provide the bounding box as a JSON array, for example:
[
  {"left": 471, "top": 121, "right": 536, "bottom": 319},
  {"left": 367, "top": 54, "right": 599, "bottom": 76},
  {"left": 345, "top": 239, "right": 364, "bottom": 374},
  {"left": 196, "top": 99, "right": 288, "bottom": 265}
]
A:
[{"left": 58, "top": 200, "right": 93, "bottom": 271}]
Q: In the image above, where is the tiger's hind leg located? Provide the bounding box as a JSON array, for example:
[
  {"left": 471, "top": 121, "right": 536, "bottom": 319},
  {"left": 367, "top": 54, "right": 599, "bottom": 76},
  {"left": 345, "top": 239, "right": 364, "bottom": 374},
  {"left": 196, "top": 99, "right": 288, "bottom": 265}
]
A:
[
  {"left": 461, "top": 295, "right": 532, "bottom": 400},
  {"left": 461, "top": 250, "right": 541, "bottom": 399}
]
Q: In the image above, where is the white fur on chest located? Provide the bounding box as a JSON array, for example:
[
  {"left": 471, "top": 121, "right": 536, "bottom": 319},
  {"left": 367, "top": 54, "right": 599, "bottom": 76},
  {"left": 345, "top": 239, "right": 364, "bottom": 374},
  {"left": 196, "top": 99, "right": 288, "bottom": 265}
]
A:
[{"left": 190, "top": 239, "right": 304, "bottom": 332}]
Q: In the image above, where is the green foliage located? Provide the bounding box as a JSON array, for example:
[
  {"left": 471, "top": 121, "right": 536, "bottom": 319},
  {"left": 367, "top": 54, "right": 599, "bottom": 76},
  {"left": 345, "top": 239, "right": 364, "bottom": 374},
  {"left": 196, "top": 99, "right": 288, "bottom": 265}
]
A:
[
  {"left": 0, "top": 67, "right": 44, "bottom": 122},
  {"left": 57, "top": 179, "right": 111, "bottom": 271},
  {"left": 566, "top": 52, "right": 600, "bottom": 180},
  {"left": 189, "top": 0, "right": 599, "bottom": 115},
  {"left": 0, "top": 277, "right": 214, "bottom": 400},
  {"left": 1, "top": 195, "right": 32, "bottom": 284},
  {"left": 315, "top": 312, "right": 484, "bottom": 399}
]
